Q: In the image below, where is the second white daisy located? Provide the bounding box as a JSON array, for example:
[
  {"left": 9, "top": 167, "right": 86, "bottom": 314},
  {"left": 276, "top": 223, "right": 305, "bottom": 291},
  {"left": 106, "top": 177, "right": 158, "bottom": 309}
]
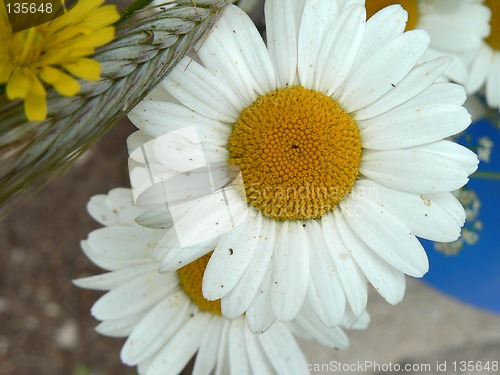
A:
[{"left": 75, "top": 188, "right": 364, "bottom": 375}]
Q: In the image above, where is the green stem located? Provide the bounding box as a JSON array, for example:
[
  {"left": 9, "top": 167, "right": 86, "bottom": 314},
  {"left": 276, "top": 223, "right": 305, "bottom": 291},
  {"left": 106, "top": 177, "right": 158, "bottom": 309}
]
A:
[
  {"left": 471, "top": 171, "right": 500, "bottom": 181},
  {"left": 116, "top": 0, "right": 156, "bottom": 26}
]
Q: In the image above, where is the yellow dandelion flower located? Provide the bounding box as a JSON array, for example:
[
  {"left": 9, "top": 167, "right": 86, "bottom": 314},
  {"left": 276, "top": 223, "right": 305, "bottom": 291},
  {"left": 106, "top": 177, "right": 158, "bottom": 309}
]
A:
[{"left": 0, "top": 0, "right": 120, "bottom": 121}]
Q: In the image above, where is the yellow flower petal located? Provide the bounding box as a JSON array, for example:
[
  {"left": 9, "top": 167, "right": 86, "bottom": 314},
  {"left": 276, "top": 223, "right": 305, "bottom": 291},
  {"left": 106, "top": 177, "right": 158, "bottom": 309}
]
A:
[
  {"left": 0, "top": 63, "right": 13, "bottom": 83},
  {"left": 84, "top": 5, "right": 121, "bottom": 29},
  {"left": 26, "top": 71, "right": 47, "bottom": 96},
  {"left": 1, "top": 0, "right": 118, "bottom": 121},
  {"left": 69, "top": 27, "right": 116, "bottom": 52},
  {"left": 25, "top": 91, "right": 47, "bottom": 122},
  {"left": 40, "top": 66, "right": 61, "bottom": 84},
  {"left": 52, "top": 72, "right": 80, "bottom": 97},
  {"left": 6, "top": 68, "right": 30, "bottom": 99},
  {"left": 50, "top": 0, "right": 105, "bottom": 31},
  {"left": 64, "top": 58, "right": 101, "bottom": 81}
]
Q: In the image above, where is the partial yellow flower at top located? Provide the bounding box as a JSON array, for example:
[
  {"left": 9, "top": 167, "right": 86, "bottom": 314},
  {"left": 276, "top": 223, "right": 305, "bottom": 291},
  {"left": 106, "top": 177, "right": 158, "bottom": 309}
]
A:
[{"left": 0, "top": 0, "right": 120, "bottom": 121}]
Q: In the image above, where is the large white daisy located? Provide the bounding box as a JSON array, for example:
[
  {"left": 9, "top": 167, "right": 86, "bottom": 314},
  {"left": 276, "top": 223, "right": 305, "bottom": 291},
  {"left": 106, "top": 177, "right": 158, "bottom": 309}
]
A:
[
  {"left": 464, "top": 0, "right": 500, "bottom": 109},
  {"left": 127, "top": 0, "right": 478, "bottom": 329},
  {"left": 360, "top": 0, "right": 491, "bottom": 84},
  {"left": 75, "top": 188, "right": 366, "bottom": 375}
]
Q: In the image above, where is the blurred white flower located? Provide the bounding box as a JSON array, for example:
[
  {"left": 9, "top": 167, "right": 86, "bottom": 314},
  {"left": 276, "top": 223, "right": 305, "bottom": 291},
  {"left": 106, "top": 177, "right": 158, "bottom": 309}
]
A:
[
  {"left": 362, "top": 0, "right": 491, "bottom": 84},
  {"left": 464, "top": 0, "right": 500, "bottom": 109}
]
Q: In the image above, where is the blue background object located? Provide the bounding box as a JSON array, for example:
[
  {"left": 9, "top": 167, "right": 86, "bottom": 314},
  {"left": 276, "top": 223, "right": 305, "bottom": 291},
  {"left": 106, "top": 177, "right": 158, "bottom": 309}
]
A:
[{"left": 422, "top": 118, "right": 500, "bottom": 314}]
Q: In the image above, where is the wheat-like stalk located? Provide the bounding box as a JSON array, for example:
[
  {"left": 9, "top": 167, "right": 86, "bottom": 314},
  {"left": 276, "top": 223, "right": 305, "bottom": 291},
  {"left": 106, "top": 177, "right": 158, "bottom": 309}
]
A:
[{"left": 0, "top": 0, "right": 231, "bottom": 220}]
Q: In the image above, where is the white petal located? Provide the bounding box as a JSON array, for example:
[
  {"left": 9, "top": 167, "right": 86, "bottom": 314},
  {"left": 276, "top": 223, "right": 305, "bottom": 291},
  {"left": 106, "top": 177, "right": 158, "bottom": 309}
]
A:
[
  {"left": 246, "top": 266, "right": 276, "bottom": 334},
  {"left": 137, "top": 357, "right": 153, "bottom": 375},
  {"left": 321, "top": 213, "right": 367, "bottom": 316},
  {"left": 87, "top": 194, "right": 111, "bottom": 226},
  {"left": 121, "top": 292, "right": 191, "bottom": 365},
  {"left": 416, "top": 140, "right": 479, "bottom": 176},
  {"left": 292, "top": 310, "right": 349, "bottom": 349},
  {"left": 134, "top": 207, "right": 173, "bottom": 230},
  {"left": 339, "top": 196, "right": 428, "bottom": 277},
  {"left": 391, "top": 82, "right": 467, "bottom": 111},
  {"left": 215, "top": 321, "right": 231, "bottom": 375},
  {"left": 82, "top": 233, "right": 161, "bottom": 272},
  {"left": 349, "top": 4, "right": 408, "bottom": 74},
  {"left": 198, "top": 10, "right": 257, "bottom": 106},
  {"left": 422, "top": 48, "right": 467, "bottom": 84},
  {"left": 265, "top": 0, "right": 298, "bottom": 87},
  {"left": 243, "top": 326, "right": 275, "bottom": 375},
  {"left": 200, "top": 5, "right": 276, "bottom": 98},
  {"left": 355, "top": 179, "right": 463, "bottom": 242},
  {"left": 192, "top": 316, "right": 223, "bottom": 375},
  {"left": 361, "top": 104, "right": 470, "bottom": 150},
  {"left": 419, "top": 2, "right": 490, "bottom": 51},
  {"left": 228, "top": 319, "right": 250, "bottom": 375},
  {"left": 335, "top": 208, "right": 406, "bottom": 304},
  {"left": 354, "top": 56, "right": 453, "bottom": 120},
  {"left": 340, "top": 303, "right": 361, "bottom": 329},
  {"left": 341, "top": 30, "right": 430, "bottom": 112},
  {"left": 163, "top": 190, "right": 248, "bottom": 251},
  {"left": 271, "top": 221, "right": 310, "bottom": 321},
  {"left": 163, "top": 58, "right": 242, "bottom": 123},
  {"left": 129, "top": 100, "right": 231, "bottom": 145},
  {"left": 306, "top": 274, "right": 331, "bottom": 326},
  {"left": 159, "top": 239, "right": 215, "bottom": 273},
  {"left": 203, "top": 211, "right": 262, "bottom": 300},
  {"left": 152, "top": 226, "right": 178, "bottom": 263},
  {"left": 73, "top": 263, "right": 157, "bottom": 291},
  {"left": 201, "top": 142, "right": 230, "bottom": 164},
  {"left": 147, "top": 313, "right": 211, "bottom": 375},
  {"left": 426, "top": 192, "right": 466, "bottom": 227},
  {"left": 91, "top": 272, "right": 172, "bottom": 321},
  {"left": 86, "top": 227, "right": 160, "bottom": 265},
  {"left": 95, "top": 314, "right": 143, "bottom": 338},
  {"left": 317, "top": 4, "right": 366, "bottom": 96},
  {"left": 486, "top": 54, "right": 500, "bottom": 108},
  {"left": 87, "top": 188, "right": 143, "bottom": 227},
  {"left": 259, "top": 323, "right": 309, "bottom": 375},
  {"left": 221, "top": 215, "right": 276, "bottom": 319},
  {"left": 305, "top": 220, "right": 346, "bottom": 326},
  {"left": 297, "top": 0, "right": 340, "bottom": 89},
  {"left": 350, "top": 311, "right": 370, "bottom": 330},
  {"left": 466, "top": 45, "right": 492, "bottom": 94},
  {"left": 360, "top": 148, "right": 470, "bottom": 194}
]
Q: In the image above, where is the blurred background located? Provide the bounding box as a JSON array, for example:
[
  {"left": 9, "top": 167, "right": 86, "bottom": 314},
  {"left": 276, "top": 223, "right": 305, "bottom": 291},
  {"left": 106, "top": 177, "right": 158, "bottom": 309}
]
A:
[{"left": 1, "top": 0, "right": 499, "bottom": 374}]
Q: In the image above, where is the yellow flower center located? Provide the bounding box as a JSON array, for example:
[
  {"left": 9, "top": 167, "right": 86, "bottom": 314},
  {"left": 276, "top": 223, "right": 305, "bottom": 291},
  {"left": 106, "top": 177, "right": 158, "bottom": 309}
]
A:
[
  {"left": 177, "top": 252, "right": 221, "bottom": 315},
  {"left": 228, "top": 86, "right": 361, "bottom": 221},
  {"left": 365, "top": 0, "right": 419, "bottom": 31},
  {"left": 485, "top": 0, "right": 500, "bottom": 50}
]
